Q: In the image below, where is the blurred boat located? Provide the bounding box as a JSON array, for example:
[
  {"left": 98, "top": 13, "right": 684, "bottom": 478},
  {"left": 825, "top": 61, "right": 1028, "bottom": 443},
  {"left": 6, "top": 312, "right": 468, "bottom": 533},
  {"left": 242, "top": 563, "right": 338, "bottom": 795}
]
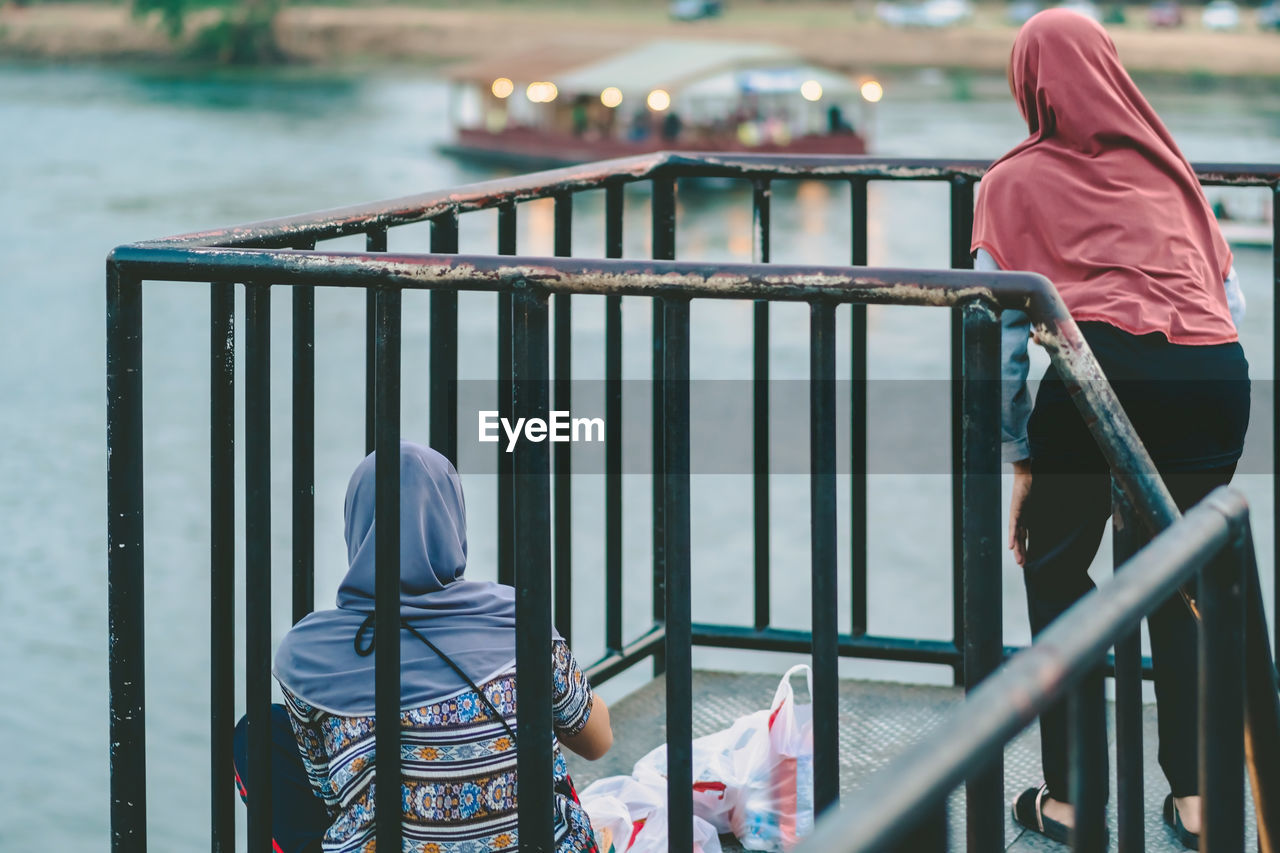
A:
[
  {"left": 1214, "top": 196, "right": 1273, "bottom": 247},
  {"left": 438, "top": 40, "right": 872, "bottom": 169},
  {"left": 1219, "top": 221, "right": 1273, "bottom": 248}
]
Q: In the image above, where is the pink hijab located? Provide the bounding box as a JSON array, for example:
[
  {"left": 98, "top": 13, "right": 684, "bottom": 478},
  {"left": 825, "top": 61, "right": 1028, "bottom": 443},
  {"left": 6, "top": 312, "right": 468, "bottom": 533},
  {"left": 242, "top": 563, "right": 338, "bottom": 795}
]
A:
[{"left": 971, "top": 9, "right": 1236, "bottom": 344}]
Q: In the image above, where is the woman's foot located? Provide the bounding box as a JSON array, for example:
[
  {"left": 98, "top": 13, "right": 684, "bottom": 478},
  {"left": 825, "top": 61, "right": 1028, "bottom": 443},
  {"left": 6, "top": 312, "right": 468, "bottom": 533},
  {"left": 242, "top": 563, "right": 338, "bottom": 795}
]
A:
[
  {"left": 1042, "top": 795, "right": 1075, "bottom": 829},
  {"left": 1174, "top": 796, "right": 1202, "bottom": 834},
  {"left": 1012, "top": 785, "right": 1072, "bottom": 844},
  {"left": 1163, "top": 794, "right": 1201, "bottom": 849}
]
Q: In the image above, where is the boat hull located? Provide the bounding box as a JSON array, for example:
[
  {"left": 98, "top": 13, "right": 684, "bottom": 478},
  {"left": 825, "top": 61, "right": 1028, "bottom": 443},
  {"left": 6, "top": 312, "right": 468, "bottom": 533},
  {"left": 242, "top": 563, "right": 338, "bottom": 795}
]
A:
[{"left": 438, "top": 127, "right": 868, "bottom": 170}]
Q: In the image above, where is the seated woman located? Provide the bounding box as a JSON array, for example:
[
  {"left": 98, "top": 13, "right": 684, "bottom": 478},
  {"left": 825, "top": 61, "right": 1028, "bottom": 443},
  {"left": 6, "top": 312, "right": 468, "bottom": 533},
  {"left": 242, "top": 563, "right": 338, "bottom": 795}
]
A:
[{"left": 248, "top": 441, "right": 611, "bottom": 852}]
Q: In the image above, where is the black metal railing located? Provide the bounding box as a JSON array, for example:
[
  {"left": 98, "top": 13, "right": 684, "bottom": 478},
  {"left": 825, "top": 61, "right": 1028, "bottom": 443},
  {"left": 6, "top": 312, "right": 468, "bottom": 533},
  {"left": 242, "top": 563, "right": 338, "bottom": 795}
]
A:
[
  {"left": 106, "top": 152, "right": 1280, "bottom": 853},
  {"left": 800, "top": 486, "right": 1280, "bottom": 853}
]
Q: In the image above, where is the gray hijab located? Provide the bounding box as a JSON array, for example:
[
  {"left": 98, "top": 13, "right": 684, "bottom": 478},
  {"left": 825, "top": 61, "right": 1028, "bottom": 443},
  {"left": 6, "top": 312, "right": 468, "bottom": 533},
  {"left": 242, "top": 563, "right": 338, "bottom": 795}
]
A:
[{"left": 274, "top": 442, "right": 526, "bottom": 715}]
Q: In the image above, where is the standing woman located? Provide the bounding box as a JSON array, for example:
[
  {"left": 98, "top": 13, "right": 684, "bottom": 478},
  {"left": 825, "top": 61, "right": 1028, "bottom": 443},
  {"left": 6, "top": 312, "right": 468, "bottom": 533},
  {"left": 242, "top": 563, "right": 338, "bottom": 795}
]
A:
[
  {"left": 972, "top": 10, "right": 1250, "bottom": 848},
  {"left": 270, "top": 441, "right": 612, "bottom": 852}
]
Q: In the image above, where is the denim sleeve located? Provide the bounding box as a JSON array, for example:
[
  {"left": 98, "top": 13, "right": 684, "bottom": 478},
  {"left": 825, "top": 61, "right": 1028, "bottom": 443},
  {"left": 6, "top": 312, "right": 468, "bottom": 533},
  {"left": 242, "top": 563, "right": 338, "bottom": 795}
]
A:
[
  {"left": 1224, "top": 265, "right": 1245, "bottom": 329},
  {"left": 974, "top": 249, "right": 1032, "bottom": 462}
]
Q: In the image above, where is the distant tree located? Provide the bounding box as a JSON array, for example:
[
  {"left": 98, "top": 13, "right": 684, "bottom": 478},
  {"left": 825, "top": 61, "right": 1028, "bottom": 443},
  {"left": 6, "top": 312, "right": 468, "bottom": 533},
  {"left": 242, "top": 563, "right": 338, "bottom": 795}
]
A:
[{"left": 132, "top": 0, "right": 286, "bottom": 64}]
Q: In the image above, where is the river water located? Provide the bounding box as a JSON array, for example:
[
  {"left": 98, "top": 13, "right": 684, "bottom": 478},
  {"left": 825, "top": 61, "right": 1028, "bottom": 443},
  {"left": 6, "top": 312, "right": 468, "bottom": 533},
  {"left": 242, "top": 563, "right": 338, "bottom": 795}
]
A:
[{"left": 2, "top": 64, "right": 1278, "bottom": 851}]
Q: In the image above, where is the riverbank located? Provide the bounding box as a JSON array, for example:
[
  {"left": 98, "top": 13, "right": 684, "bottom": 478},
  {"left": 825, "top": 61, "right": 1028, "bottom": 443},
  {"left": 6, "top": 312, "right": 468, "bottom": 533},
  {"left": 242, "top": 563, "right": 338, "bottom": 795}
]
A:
[{"left": 3, "top": 1, "right": 1280, "bottom": 77}]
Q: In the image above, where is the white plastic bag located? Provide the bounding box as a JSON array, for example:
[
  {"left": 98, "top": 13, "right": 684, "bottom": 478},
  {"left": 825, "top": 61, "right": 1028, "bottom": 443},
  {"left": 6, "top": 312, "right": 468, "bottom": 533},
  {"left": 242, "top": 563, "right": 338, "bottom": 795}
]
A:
[
  {"left": 732, "top": 664, "right": 815, "bottom": 852},
  {"left": 623, "top": 806, "right": 724, "bottom": 853},
  {"left": 580, "top": 793, "right": 632, "bottom": 852},
  {"left": 631, "top": 711, "right": 765, "bottom": 834},
  {"left": 582, "top": 665, "right": 814, "bottom": 853},
  {"left": 579, "top": 775, "right": 723, "bottom": 853}
]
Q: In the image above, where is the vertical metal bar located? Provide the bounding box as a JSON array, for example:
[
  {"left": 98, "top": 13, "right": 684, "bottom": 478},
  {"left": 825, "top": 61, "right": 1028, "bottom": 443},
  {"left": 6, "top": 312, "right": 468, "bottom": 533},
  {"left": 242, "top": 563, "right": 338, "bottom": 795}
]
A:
[
  {"left": 959, "top": 298, "right": 1002, "bottom": 852},
  {"left": 553, "top": 192, "right": 573, "bottom": 646},
  {"left": 373, "top": 285, "right": 403, "bottom": 853},
  {"left": 810, "top": 299, "right": 840, "bottom": 815},
  {"left": 892, "top": 801, "right": 948, "bottom": 852},
  {"left": 1111, "top": 481, "right": 1146, "bottom": 853},
  {"left": 107, "top": 264, "right": 146, "bottom": 853},
  {"left": 1199, "top": 525, "right": 1246, "bottom": 852},
  {"left": 512, "top": 284, "right": 555, "bottom": 853},
  {"left": 605, "top": 182, "right": 625, "bottom": 653},
  {"left": 498, "top": 203, "right": 517, "bottom": 588},
  {"left": 210, "top": 281, "right": 235, "bottom": 853},
  {"left": 430, "top": 211, "right": 459, "bottom": 465},
  {"left": 1070, "top": 670, "right": 1108, "bottom": 852},
  {"left": 1273, "top": 184, "right": 1279, "bottom": 667},
  {"left": 244, "top": 283, "right": 273, "bottom": 853},
  {"left": 662, "top": 296, "right": 694, "bottom": 853},
  {"left": 292, "top": 280, "right": 315, "bottom": 624},
  {"left": 651, "top": 175, "right": 676, "bottom": 676},
  {"left": 366, "top": 227, "right": 387, "bottom": 455},
  {"left": 753, "top": 178, "right": 772, "bottom": 631},
  {"left": 1241, "top": 519, "right": 1280, "bottom": 853},
  {"left": 849, "top": 177, "right": 869, "bottom": 639},
  {"left": 950, "top": 177, "right": 976, "bottom": 686}
]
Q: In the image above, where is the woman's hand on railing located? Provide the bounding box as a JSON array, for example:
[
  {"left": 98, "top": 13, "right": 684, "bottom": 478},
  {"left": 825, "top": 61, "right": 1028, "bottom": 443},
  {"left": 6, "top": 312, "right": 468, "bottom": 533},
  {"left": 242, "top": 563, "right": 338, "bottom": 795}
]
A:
[{"left": 1009, "top": 459, "right": 1032, "bottom": 567}]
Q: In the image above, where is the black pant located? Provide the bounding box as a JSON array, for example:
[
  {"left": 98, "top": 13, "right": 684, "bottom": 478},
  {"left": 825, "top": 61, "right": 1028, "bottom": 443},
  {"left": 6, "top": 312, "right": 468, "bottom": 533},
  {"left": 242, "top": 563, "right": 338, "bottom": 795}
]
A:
[
  {"left": 233, "top": 705, "right": 329, "bottom": 853},
  {"left": 1024, "top": 466, "right": 1235, "bottom": 800},
  {"left": 1023, "top": 322, "right": 1250, "bottom": 802}
]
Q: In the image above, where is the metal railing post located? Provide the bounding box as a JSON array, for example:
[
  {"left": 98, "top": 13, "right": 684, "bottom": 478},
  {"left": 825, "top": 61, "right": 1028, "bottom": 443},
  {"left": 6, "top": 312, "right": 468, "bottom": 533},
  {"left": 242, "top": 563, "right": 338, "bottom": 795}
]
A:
[
  {"left": 1069, "top": 667, "right": 1108, "bottom": 851},
  {"left": 209, "top": 281, "right": 236, "bottom": 853},
  {"left": 107, "top": 263, "right": 147, "bottom": 853},
  {"left": 604, "top": 182, "right": 624, "bottom": 654},
  {"left": 244, "top": 283, "right": 273, "bottom": 853},
  {"left": 752, "top": 178, "right": 772, "bottom": 632},
  {"left": 292, "top": 247, "right": 316, "bottom": 622},
  {"left": 662, "top": 295, "right": 694, "bottom": 853},
  {"left": 892, "top": 802, "right": 947, "bottom": 852},
  {"left": 373, "top": 284, "right": 403, "bottom": 853},
  {"left": 512, "top": 283, "right": 555, "bottom": 852},
  {"left": 1111, "top": 481, "right": 1146, "bottom": 853},
  {"left": 1199, "top": 526, "right": 1247, "bottom": 850},
  {"left": 651, "top": 175, "right": 676, "bottom": 676},
  {"left": 429, "top": 211, "right": 459, "bottom": 465},
  {"left": 553, "top": 192, "right": 573, "bottom": 646},
  {"left": 958, "top": 297, "right": 1002, "bottom": 852},
  {"left": 950, "top": 176, "right": 976, "bottom": 688},
  {"left": 1272, "top": 183, "right": 1279, "bottom": 668},
  {"left": 497, "top": 202, "right": 517, "bottom": 588},
  {"left": 365, "top": 228, "right": 387, "bottom": 455},
  {"left": 811, "top": 299, "right": 840, "bottom": 815},
  {"left": 1240, "top": 517, "right": 1280, "bottom": 853},
  {"left": 849, "top": 177, "right": 869, "bottom": 639}
]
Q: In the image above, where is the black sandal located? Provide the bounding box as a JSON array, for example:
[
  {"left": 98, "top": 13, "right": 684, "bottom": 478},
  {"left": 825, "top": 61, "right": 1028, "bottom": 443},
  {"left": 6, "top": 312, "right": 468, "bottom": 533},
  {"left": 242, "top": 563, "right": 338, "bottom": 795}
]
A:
[
  {"left": 1163, "top": 794, "right": 1199, "bottom": 850},
  {"left": 1012, "top": 784, "right": 1071, "bottom": 845}
]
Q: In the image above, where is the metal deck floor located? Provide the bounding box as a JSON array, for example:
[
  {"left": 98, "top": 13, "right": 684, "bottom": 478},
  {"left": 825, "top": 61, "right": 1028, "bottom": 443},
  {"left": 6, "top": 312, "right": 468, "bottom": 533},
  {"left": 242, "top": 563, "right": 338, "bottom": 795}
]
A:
[{"left": 563, "top": 670, "right": 1256, "bottom": 852}]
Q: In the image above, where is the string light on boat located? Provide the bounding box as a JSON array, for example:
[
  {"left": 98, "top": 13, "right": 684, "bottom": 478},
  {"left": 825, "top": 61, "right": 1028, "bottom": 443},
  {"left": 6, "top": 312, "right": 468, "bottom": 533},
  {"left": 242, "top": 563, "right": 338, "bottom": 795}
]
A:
[
  {"left": 646, "top": 89, "right": 671, "bottom": 112},
  {"left": 526, "top": 82, "right": 559, "bottom": 103},
  {"left": 800, "top": 80, "right": 823, "bottom": 102},
  {"left": 600, "top": 87, "right": 624, "bottom": 109},
  {"left": 860, "top": 79, "right": 884, "bottom": 103},
  {"left": 491, "top": 77, "right": 514, "bottom": 99}
]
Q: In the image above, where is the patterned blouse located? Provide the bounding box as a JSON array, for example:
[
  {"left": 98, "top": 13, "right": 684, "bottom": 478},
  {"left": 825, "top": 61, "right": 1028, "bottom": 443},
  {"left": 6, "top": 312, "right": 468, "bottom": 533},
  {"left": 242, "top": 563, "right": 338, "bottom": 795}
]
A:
[{"left": 281, "top": 640, "right": 599, "bottom": 853}]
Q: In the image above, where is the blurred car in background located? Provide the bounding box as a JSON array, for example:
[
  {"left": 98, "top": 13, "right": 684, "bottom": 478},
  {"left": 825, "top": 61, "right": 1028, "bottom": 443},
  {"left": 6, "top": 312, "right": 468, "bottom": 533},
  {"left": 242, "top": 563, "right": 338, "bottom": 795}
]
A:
[
  {"left": 669, "top": 0, "right": 723, "bottom": 21},
  {"left": 1147, "top": 0, "right": 1184, "bottom": 27},
  {"left": 876, "top": 0, "right": 975, "bottom": 26},
  {"left": 1007, "top": 0, "right": 1042, "bottom": 23},
  {"left": 1258, "top": 0, "right": 1280, "bottom": 30},
  {"left": 1201, "top": 0, "right": 1240, "bottom": 29},
  {"left": 1056, "top": 0, "right": 1103, "bottom": 20}
]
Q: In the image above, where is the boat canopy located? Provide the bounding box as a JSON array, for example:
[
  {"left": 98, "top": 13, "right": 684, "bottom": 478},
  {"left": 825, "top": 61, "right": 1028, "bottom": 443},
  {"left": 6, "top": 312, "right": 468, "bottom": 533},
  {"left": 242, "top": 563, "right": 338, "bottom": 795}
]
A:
[{"left": 449, "top": 39, "right": 855, "bottom": 102}]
